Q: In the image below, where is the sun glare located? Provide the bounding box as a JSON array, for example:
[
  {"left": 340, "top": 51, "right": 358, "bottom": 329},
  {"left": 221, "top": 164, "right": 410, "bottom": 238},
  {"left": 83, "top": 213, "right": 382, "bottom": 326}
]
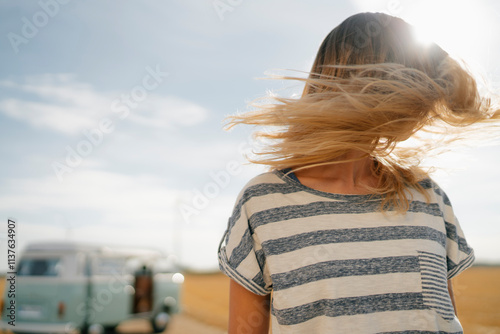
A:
[
  {"left": 413, "top": 25, "right": 434, "bottom": 47},
  {"left": 404, "top": 0, "right": 495, "bottom": 66}
]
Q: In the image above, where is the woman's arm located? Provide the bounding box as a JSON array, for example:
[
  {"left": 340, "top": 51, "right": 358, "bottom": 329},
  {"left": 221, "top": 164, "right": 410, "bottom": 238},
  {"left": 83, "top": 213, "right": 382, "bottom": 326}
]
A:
[
  {"left": 228, "top": 279, "right": 271, "bottom": 334},
  {"left": 448, "top": 279, "right": 457, "bottom": 316}
]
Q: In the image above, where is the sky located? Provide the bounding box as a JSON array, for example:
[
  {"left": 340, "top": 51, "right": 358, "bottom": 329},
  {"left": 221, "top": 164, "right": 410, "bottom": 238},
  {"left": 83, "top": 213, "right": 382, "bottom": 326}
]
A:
[{"left": 1, "top": 0, "right": 500, "bottom": 272}]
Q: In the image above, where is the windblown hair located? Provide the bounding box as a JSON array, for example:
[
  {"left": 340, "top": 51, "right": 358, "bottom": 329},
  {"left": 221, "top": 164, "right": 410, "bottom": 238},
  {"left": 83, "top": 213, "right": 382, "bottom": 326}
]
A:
[{"left": 226, "top": 12, "right": 500, "bottom": 211}]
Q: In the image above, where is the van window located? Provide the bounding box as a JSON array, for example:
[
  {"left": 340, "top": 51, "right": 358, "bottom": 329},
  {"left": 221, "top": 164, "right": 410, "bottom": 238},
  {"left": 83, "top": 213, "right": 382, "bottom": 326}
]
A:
[
  {"left": 18, "top": 258, "right": 61, "bottom": 276},
  {"left": 94, "top": 257, "right": 126, "bottom": 275}
]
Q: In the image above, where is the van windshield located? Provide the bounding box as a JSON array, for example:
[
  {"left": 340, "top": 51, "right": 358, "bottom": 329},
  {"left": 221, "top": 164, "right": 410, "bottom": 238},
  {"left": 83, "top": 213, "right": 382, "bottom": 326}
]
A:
[{"left": 18, "top": 258, "right": 61, "bottom": 276}]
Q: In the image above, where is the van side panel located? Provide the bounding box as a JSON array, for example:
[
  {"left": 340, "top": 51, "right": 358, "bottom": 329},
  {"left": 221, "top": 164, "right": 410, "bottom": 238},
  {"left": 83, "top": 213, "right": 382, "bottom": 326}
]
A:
[
  {"left": 56, "top": 278, "right": 89, "bottom": 327},
  {"left": 88, "top": 275, "right": 134, "bottom": 326},
  {"left": 4, "top": 276, "right": 87, "bottom": 327}
]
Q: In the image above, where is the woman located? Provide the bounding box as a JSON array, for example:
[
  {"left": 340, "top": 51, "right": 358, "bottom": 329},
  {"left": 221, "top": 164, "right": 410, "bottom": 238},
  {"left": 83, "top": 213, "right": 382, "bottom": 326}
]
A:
[{"left": 218, "top": 12, "right": 497, "bottom": 333}]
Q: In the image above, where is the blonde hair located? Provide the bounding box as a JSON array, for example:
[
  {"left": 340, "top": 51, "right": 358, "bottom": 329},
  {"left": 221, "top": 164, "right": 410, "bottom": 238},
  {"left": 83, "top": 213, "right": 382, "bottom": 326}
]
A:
[{"left": 226, "top": 12, "right": 500, "bottom": 211}]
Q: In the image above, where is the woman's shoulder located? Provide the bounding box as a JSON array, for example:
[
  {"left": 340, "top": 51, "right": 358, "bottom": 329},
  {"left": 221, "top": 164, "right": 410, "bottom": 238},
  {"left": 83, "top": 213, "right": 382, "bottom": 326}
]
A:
[
  {"left": 416, "top": 177, "right": 453, "bottom": 207},
  {"left": 417, "top": 176, "right": 444, "bottom": 191},
  {"left": 233, "top": 170, "right": 291, "bottom": 203},
  {"left": 240, "top": 169, "right": 292, "bottom": 190}
]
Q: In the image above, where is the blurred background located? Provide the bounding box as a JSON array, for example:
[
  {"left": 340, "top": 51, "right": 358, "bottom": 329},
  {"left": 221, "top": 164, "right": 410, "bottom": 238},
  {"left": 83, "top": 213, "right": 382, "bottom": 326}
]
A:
[{"left": 0, "top": 0, "right": 499, "bottom": 333}]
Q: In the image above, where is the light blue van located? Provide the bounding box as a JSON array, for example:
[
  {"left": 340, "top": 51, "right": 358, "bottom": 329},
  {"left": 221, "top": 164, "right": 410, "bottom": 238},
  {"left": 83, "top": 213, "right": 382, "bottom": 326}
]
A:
[{"left": 0, "top": 242, "right": 184, "bottom": 334}]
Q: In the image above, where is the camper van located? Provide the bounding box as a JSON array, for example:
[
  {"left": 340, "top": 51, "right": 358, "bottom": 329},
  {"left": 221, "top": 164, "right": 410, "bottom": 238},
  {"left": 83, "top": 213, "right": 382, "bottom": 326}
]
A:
[{"left": 0, "top": 242, "right": 184, "bottom": 334}]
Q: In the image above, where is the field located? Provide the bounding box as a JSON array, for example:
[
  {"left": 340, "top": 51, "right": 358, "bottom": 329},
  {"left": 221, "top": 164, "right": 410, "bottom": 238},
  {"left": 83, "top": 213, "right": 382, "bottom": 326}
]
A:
[
  {"left": 182, "top": 271, "right": 230, "bottom": 330},
  {"left": 0, "top": 266, "right": 499, "bottom": 333},
  {"left": 182, "top": 266, "right": 500, "bottom": 334},
  {"left": 453, "top": 266, "right": 500, "bottom": 334}
]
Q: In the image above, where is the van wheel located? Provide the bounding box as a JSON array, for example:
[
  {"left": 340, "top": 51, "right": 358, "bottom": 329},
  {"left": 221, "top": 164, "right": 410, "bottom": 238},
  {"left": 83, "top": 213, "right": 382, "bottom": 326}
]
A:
[
  {"left": 151, "top": 311, "right": 170, "bottom": 333},
  {"left": 104, "top": 325, "right": 117, "bottom": 333},
  {"left": 81, "top": 324, "right": 105, "bottom": 334}
]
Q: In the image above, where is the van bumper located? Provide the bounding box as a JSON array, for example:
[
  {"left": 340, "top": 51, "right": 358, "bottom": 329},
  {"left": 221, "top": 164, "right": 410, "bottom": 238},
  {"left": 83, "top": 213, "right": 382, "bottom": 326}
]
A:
[{"left": 0, "top": 320, "right": 78, "bottom": 333}]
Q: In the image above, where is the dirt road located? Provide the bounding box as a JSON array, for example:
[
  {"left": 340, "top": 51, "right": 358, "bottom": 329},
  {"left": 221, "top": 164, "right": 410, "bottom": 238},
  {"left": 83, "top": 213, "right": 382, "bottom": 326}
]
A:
[{"left": 116, "top": 313, "right": 226, "bottom": 334}]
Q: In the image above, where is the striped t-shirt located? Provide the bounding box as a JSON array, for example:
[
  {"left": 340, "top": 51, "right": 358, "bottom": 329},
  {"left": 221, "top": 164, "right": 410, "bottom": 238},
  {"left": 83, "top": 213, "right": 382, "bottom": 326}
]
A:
[{"left": 218, "top": 170, "right": 475, "bottom": 333}]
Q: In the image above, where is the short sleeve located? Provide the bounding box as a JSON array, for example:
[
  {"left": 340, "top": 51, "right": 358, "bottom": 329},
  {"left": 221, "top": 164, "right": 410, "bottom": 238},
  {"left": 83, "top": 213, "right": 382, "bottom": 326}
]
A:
[
  {"left": 436, "top": 185, "right": 475, "bottom": 279},
  {"left": 445, "top": 215, "right": 475, "bottom": 279},
  {"left": 218, "top": 193, "right": 271, "bottom": 296}
]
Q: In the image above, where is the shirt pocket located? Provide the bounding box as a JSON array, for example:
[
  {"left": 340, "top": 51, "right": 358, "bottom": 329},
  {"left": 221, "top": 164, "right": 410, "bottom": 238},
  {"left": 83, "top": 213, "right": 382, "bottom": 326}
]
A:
[{"left": 417, "top": 250, "right": 455, "bottom": 321}]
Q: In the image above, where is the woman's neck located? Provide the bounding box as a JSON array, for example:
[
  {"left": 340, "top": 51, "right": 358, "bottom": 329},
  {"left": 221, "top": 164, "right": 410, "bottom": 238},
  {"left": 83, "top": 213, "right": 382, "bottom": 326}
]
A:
[{"left": 293, "top": 154, "right": 378, "bottom": 195}]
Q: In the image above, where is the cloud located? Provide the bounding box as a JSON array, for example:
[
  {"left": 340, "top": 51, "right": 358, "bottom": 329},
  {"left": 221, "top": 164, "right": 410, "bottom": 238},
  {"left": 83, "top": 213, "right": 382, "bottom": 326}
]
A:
[
  {"left": 0, "top": 74, "right": 106, "bottom": 135},
  {"left": 0, "top": 74, "right": 209, "bottom": 135},
  {"left": 2, "top": 74, "right": 105, "bottom": 106},
  {"left": 0, "top": 98, "right": 99, "bottom": 135},
  {"left": 0, "top": 170, "right": 179, "bottom": 226},
  {"left": 129, "top": 95, "right": 208, "bottom": 128}
]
